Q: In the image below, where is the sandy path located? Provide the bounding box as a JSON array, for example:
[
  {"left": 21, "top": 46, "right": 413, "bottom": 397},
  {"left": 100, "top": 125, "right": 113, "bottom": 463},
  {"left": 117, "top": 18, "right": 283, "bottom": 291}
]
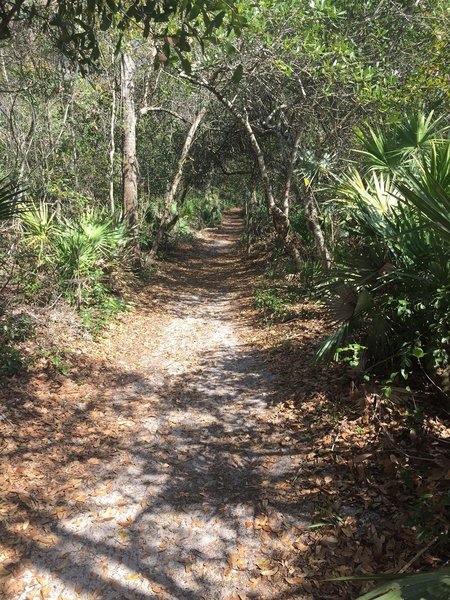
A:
[{"left": 13, "top": 211, "right": 309, "bottom": 600}]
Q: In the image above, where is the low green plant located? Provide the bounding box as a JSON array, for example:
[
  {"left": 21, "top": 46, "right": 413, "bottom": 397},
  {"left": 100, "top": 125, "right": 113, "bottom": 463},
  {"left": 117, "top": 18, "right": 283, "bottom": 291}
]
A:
[
  {"left": 81, "top": 293, "right": 129, "bottom": 336},
  {"left": 298, "top": 259, "right": 324, "bottom": 293},
  {"left": 0, "top": 345, "right": 23, "bottom": 376},
  {"left": 255, "top": 286, "right": 286, "bottom": 319},
  {"left": 43, "top": 349, "right": 70, "bottom": 375},
  {"left": 180, "top": 191, "right": 223, "bottom": 229},
  {"left": 335, "top": 568, "right": 450, "bottom": 599},
  {"left": 199, "top": 193, "right": 222, "bottom": 227},
  {"left": 317, "top": 112, "right": 450, "bottom": 383},
  {"left": 21, "top": 201, "right": 56, "bottom": 262},
  {"left": 0, "top": 313, "right": 34, "bottom": 377},
  {"left": 2, "top": 313, "right": 34, "bottom": 342},
  {"left": 173, "top": 216, "right": 194, "bottom": 239},
  {"left": 20, "top": 204, "right": 129, "bottom": 331},
  {"left": 52, "top": 212, "right": 127, "bottom": 306},
  {"left": 0, "top": 176, "right": 25, "bottom": 220}
]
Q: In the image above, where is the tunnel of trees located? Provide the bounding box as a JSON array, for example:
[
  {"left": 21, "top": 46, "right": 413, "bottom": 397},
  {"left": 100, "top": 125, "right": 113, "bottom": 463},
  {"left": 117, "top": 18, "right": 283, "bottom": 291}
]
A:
[{"left": 0, "top": 1, "right": 449, "bottom": 598}]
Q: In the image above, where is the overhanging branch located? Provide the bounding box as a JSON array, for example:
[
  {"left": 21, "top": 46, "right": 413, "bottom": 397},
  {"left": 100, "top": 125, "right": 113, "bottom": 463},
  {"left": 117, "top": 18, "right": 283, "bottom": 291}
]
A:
[{"left": 140, "top": 106, "right": 191, "bottom": 124}]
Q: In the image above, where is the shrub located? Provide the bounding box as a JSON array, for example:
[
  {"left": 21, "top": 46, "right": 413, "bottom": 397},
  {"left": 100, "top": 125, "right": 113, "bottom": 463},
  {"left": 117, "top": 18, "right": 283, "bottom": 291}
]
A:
[
  {"left": 0, "top": 313, "right": 34, "bottom": 377},
  {"left": 317, "top": 112, "right": 450, "bottom": 383},
  {"left": 182, "top": 191, "right": 223, "bottom": 228},
  {"left": 21, "top": 205, "right": 128, "bottom": 311}
]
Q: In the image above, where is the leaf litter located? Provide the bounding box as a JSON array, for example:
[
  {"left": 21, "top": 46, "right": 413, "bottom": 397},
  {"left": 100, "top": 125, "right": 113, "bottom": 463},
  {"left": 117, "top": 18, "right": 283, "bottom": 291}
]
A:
[{"left": 0, "top": 210, "right": 448, "bottom": 599}]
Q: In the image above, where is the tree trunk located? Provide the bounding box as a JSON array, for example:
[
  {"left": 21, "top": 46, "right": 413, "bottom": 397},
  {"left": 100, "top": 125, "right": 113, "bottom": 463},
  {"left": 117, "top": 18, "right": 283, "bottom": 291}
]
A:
[
  {"left": 109, "top": 62, "right": 117, "bottom": 214},
  {"left": 245, "top": 186, "right": 258, "bottom": 255},
  {"left": 242, "top": 113, "right": 301, "bottom": 268},
  {"left": 294, "top": 182, "right": 331, "bottom": 268},
  {"left": 121, "top": 51, "right": 140, "bottom": 268},
  {"left": 149, "top": 106, "right": 207, "bottom": 260}
]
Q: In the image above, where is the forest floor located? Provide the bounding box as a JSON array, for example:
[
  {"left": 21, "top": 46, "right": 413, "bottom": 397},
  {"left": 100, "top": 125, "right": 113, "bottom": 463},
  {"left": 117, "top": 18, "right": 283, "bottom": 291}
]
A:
[{"left": 0, "top": 210, "right": 448, "bottom": 600}]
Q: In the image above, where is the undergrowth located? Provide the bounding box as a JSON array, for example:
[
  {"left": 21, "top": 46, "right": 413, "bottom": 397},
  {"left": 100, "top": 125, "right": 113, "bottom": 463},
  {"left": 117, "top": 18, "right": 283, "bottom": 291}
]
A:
[{"left": 0, "top": 313, "right": 34, "bottom": 376}]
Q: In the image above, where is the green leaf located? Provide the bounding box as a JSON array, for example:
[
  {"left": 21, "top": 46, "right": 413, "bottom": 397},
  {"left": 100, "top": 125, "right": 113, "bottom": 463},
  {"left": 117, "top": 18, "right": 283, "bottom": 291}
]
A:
[
  {"left": 411, "top": 346, "right": 425, "bottom": 358},
  {"left": 353, "top": 568, "right": 450, "bottom": 600},
  {"left": 231, "top": 64, "right": 244, "bottom": 84},
  {"left": 105, "top": 0, "right": 118, "bottom": 12},
  {"left": 225, "top": 41, "right": 237, "bottom": 57},
  {"left": 211, "top": 10, "right": 225, "bottom": 29}
]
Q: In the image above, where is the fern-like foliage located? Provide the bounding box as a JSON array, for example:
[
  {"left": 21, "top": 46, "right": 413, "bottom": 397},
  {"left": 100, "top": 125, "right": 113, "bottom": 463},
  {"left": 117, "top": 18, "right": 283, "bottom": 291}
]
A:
[{"left": 317, "top": 113, "right": 450, "bottom": 376}]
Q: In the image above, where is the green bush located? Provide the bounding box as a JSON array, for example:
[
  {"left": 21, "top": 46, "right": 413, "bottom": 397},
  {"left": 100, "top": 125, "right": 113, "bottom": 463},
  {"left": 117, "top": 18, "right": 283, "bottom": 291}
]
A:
[
  {"left": 318, "top": 112, "right": 450, "bottom": 382},
  {"left": 0, "top": 313, "right": 34, "bottom": 377},
  {"left": 255, "top": 286, "right": 286, "bottom": 319},
  {"left": 52, "top": 212, "right": 127, "bottom": 307},
  {"left": 180, "top": 191, "right": 223, "bottom": 229},
  {"left": 21, "top": 204, "right": 128, "bottom": 313},
  {"left": 199, "top": 193, "right": 222, "bottom": 227}
]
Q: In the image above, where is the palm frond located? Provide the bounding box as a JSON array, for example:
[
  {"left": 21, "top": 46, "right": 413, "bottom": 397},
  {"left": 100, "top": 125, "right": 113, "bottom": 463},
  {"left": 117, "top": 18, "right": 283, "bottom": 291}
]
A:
[
  {"left": 396, "top": 110, "right": 447, "bottom": 151},
  {"left": 355, "top": 127, "right": 404, "bottom": 173},
  {"left": 347, "top": 568, "right": 450, "bottom": 600},
  {"left": 318, "top": 113, "right": 450, "bottom": 373},
  {"left": 315, "top": 321, "right": 350, "bottom": 362},
  {"left": 0, "top": 176, "right": 25, "bottom": 221},
  {"left": 396, "top": 146, "right": 450, "bottom": 242}
]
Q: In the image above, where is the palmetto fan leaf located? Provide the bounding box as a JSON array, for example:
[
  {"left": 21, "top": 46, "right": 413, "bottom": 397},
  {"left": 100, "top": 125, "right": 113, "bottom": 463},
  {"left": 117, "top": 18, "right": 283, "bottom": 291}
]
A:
[
  {"left": 427, "top": 141, "right": 450, "bottom": 189},
  {"left": 55, "top": 213, "right": 127, "bottom": 278},
  {"left": 351, "top": 568, "right": 450, "bottom": 600},
  {"left": 396, "top": 110, "right": 448, "bottom": 151},
  {"left": 354, "top": 111, "right": 447, "bottom": 175},
  {"left": 396, "top": 145, "right": 450, "bottom": 243},
  {"left": 354, "top": 126, "right": 404, "bottom": 173},
  {"left": 327, "top": 284, "right": 358, "bottom": 323},
  {"left": 21, "top": 202, "right": 57, "bottom": 260},
  {"left": 0, "top": 176, "right": 25, "bottom": 221},
  {"left": 317, "top": 112, "right": 450, "bottom": 372},
  {"left": 315, "top": 321, "right": 350, "bottom": 362},
  {"left": 337, "top": 170, "right": 397, "bottom": 213}
]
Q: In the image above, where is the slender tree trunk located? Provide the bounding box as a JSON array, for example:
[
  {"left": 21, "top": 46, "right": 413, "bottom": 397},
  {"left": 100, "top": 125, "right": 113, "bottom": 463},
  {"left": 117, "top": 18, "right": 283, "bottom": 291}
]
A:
[
  {"left": 164, "top": 184, "right": 189, "bottom": 235},
  {"left": 70, "top": 123, "right": 78, "bottom": 188},
  {"left": 109, "top": 66, "right": 117, "bottom": 214},
  {"left": 121, "top": 51, "right": 140, "bottom": 267},
  {"left": 305, "top": 190, "right": 332, "bottom": 268},
  {"left": 245, "top": 186, "right": 258, "bottom": 255},
  {"left": 161, "top": 185, "right": 189, "bottom": 235},
  {"left": 149, "top": 106, "right": 207, "bottom": 259},
  {"left": 294, "top": 182, "right": 331, "bottom": 268},
  {"left": 241, "top": 113, "right": 302, "bottom": 268}
]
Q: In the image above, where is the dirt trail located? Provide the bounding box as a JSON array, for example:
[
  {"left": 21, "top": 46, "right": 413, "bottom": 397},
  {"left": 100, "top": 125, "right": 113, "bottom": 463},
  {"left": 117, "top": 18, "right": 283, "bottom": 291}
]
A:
[{"left": 12, "top": 211, "right": 310, "bottom": 600}]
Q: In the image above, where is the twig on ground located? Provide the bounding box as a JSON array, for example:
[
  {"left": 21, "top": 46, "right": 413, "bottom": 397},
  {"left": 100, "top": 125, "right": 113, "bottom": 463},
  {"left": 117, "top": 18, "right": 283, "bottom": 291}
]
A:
[{"left": 397, "top": 536, "right": 439, "bottom": 574}]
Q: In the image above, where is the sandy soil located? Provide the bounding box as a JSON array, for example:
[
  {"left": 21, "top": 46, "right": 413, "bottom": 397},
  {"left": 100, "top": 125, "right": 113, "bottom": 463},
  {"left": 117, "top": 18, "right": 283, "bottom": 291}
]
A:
[{"left": 6, "top": 211, "right": 312, "bottom": 600}]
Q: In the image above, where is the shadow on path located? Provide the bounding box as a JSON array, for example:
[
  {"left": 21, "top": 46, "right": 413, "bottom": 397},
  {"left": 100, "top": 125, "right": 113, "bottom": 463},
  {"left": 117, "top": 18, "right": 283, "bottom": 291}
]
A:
[{"left": 0, "top": 210, "right": 343, "bottom": 600}]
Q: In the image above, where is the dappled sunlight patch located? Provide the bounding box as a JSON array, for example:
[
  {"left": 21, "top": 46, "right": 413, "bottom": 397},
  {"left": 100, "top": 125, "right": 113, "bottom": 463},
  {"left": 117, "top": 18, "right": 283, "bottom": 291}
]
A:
[{"left": 2, "top": 212, "right": 447, "bottom": 599}]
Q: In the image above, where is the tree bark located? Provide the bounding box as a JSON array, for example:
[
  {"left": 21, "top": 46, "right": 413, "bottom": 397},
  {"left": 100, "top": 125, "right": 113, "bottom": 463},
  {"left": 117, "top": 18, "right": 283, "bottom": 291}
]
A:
[
  {"left": 149, "top": 106, "right": 207, "bottom": 259},
  {"left": 294, "top": 182, "right": 331, "bottom": 268},
  {"left": 121, "top": 51, "right": 140, "bottom": 267},
  {"left": 245, "top": 186, "right": 258, "bottom": 255},
  {"left": 109, "top": 64, "right": 117, "bottom": 214},
  {"left": 241, "top": 112, "right": 301, "bottom": 268},
  {"left": 164, "top": 184, "right": 190, "bottom": 235}
]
